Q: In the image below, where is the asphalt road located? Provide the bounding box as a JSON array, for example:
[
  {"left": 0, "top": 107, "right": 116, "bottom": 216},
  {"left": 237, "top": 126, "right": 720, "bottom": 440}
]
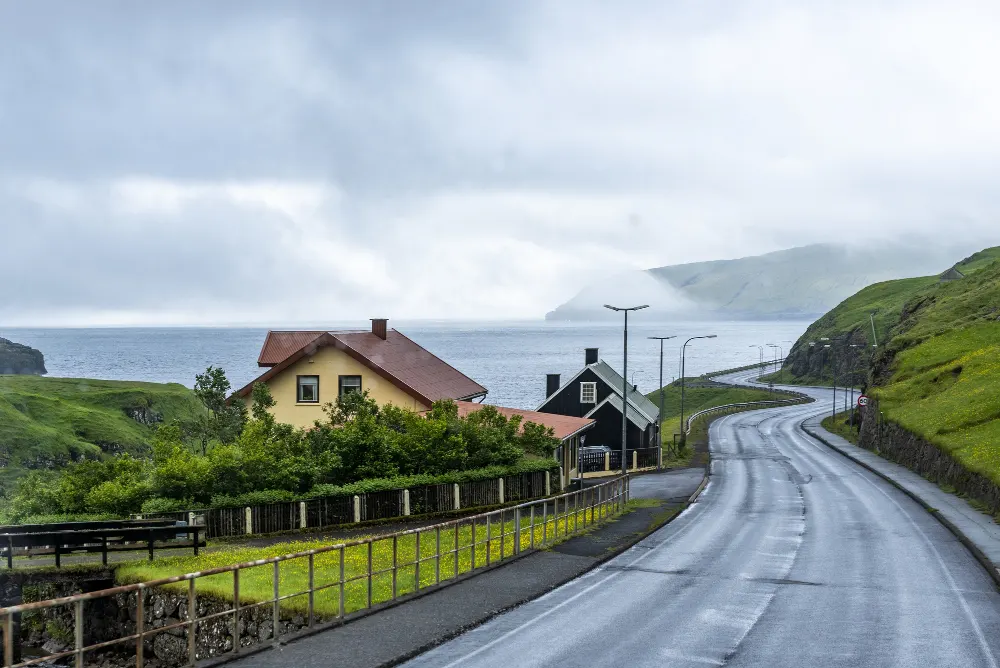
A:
[{"left": 403, "top": 371, "right": 1000, "bottom": 668}]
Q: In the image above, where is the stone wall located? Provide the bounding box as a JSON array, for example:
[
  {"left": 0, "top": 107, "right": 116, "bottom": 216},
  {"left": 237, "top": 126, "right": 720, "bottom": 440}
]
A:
[
  {"left": 1, "top": 570, "right": 321, "bottom": 667},
  {"left": 859, "top": 399, "right": 1000, "bottom": 514}
]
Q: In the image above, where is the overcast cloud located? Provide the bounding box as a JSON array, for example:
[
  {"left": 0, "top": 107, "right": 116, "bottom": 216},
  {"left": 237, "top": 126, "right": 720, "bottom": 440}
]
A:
[{"left": 1, "top": 0, "right": 998, "bottom": 325}]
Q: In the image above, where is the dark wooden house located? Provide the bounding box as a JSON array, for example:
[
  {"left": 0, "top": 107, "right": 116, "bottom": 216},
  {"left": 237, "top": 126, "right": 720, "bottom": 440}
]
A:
[{"left": 535, "top": 348, "right": 660, "bottom": 451}]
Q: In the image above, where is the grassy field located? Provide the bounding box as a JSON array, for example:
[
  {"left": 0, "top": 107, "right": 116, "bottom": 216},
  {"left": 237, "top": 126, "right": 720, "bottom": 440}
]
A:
[
  {"left": 117, "top": 499, "right": 621, "bottom": 617},
  {"left": 0, "top": 376, "right": 203, "bottom": 467},
  {"left": 876, "top": 322, "right": 1000, "bottom": 484}
]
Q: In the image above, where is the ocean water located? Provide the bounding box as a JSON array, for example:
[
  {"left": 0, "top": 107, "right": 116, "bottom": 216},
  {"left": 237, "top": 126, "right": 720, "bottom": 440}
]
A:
[{"left": 3, "top": 321, "right": 810, "bottom": 410}]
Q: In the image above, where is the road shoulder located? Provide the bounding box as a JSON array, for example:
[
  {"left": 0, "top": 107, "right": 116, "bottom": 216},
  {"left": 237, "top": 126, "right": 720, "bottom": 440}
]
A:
[
  {"left": 219, "top": 468, "right": 706, "bottom": 668},
  {"left": 802, "top": 415, "right": 1000, "bottom": 587}
]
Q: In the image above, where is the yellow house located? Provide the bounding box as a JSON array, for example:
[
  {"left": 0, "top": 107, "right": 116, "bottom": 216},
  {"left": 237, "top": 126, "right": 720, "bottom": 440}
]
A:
[{"left": 233, "top": 319, "right": 488, "bottom": 428}]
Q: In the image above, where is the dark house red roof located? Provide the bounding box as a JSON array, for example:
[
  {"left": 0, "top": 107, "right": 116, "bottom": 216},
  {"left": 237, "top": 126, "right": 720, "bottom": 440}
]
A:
[{"left": 236, "top": 328, "right": 487, "bottom": 406}]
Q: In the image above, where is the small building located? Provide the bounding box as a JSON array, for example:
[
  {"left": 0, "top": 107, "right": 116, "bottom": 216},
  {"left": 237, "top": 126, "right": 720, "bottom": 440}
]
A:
[
  {"left": 536, "top": 348, "right": 660, "bottom": 452},
  {"left": 453, "top": 401, "right": 595, "bottom": 489},
  {"left": 233, "top": 319, "right": 487, "bottom": 428}
]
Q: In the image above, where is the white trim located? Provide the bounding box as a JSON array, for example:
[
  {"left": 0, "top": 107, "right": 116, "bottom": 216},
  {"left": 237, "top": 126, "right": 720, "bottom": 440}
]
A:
[{"left": 580, "top": 381, "right": 597, "bottom": 404}]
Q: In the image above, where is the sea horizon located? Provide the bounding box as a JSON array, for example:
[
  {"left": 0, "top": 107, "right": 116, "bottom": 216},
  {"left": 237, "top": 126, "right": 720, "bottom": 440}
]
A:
[{"left": 2, "top": 320, "right": 811, "bottom": 410}]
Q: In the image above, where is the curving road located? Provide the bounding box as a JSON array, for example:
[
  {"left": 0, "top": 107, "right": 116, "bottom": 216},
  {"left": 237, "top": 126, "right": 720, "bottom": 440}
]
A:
[{"left": 404, "top": 371, "right": 1000, "bottom": 668}]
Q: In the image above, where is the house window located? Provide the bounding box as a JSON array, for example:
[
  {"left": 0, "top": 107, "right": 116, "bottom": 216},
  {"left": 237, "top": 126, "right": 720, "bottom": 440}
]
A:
[
  {"left": 580, "top": 381, "right": 596, "bottom": 404},
  {"left": 339, "top": 375, "right": 362, "bottom": 398},
  {"left": 297, "top": 375, "right": 319, "bottom": 403}
]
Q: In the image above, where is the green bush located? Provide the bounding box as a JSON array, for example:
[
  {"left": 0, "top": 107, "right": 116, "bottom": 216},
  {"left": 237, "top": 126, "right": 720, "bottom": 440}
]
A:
[
  {"left": 0, "top": 376, "right": 561, "bottom": 520},
  {"left": 140, "top": 497, "right": 192, "bottom": 514}
]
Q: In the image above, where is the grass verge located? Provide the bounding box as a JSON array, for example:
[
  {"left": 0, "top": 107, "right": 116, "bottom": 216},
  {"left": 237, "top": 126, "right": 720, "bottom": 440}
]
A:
[
  {"left": 116, "top": 501, "right": 622, "bottom": 618},
  {"left": 821, "top": 413, "right": 860, "bottom": 445}
]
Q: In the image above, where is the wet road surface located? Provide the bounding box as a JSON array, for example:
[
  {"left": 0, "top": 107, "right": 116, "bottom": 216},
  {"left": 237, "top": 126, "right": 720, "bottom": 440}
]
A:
[{"left": 403, "top": 372, "right": 1000, "bottom": 668}]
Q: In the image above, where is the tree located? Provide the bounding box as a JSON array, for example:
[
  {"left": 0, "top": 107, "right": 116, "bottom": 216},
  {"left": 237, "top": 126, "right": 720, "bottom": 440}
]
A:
[{"left": 190, "top": 366, "right": 248, "bottom": 454}]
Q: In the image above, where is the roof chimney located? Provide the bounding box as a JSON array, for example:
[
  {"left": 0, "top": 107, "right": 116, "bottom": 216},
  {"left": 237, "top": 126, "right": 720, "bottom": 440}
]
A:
[
  {"left": 585, "top": 348, "right": 599, "bottom": 365},
  {"left": 546, "top": 374, "right": 561, "bottom": 398},
  {"left": 371, "top": 318, "right": 388, "bottom": 340}
]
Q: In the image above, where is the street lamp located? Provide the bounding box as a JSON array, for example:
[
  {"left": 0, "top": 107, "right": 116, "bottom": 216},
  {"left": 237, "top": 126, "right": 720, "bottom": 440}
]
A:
[
  {"left": 766, "top": 344, "right": 782, "bottom": 394},
  {"left": 649, "top": 335, "right": 677, "bottom": 468},
  {"left": 749, "top": 345, "right": 764, "bottom": 381},
  {"left": 604, "top": 304, "right": 649, "bottom": 476},
  {"left": 679, "top": 334, "right": 718, "bottom": 448}
]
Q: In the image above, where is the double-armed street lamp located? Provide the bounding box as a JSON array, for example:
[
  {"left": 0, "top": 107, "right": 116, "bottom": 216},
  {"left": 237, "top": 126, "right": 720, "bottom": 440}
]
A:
[
  {"left": 605, "top": 304, "right": 649, "bottom": 476},
  {"left": 679, "top": 334, "right": 718, "bottom": 448},
  {"left": 649, "top": 335, "right": 677, "bottom": 468}
]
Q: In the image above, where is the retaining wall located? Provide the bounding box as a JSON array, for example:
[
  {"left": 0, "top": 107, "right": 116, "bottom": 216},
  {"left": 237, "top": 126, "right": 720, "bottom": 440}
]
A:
[{"left": 859, "top": 399, "right": 1000, "bottom": 514}]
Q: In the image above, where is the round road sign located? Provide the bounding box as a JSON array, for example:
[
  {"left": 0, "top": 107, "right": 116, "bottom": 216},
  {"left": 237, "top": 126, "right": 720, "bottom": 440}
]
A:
[{"left": 858, "top": 395, "right": 869, "bottom": 408}]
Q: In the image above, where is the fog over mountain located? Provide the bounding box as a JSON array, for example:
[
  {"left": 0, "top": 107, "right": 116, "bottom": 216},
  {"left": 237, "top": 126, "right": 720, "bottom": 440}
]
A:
[
  {"left": 547, "top": 242, "right": 986, "bottom": 321},
  {"left": 1, "top": 2, "right": 1000, "bottom": 325}
]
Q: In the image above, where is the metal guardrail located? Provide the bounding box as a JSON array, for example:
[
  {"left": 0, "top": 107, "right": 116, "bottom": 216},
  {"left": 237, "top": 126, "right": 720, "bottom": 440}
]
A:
[
  {"left": 684, "top": 395, "right": 811, "bottom": 435},
  {"left": 0, "top": 476, "right": 629, "bottom": 668}
]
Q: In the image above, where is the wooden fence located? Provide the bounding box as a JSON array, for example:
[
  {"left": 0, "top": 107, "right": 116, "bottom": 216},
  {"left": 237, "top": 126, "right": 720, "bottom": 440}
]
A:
[{"left": 143, "top": 470, "right": 556, "bottom": 539}]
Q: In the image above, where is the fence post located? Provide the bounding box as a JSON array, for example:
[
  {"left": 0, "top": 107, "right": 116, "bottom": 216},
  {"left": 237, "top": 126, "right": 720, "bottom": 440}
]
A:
[
  {"left": 498, "top": 478, "right": 505, "bottom": 505},
  {"left": 604, "top": 452, "right": 610, "bottom": 471},
  {"left": 353, "top": 495, "right": 361, "bottom": 523},
  {"left": 453, "top": 484, "right": 461, "bottom": 510},
  {"left": 245, "top": 507, "right": 252, "bottom": 535},
  {"left": 632, "top": 451, "right": 638, "bottom": 470},
  {"left": 514, "top": 507, "right": 521, "bottom": 555},
  {"left": 299, "top": 502, "right": 307, "bottom": 529},
  {"left": 545, "top": 471, "right": 551, "bottom": 496},
  {"left": 403, "top": 489, "right": 410, "bottom": 516}
]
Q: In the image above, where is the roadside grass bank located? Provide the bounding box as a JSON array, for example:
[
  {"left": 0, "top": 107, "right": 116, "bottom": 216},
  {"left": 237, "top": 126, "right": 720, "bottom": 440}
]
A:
[
  {"left": 115, "top": 503, "right": 617, "bottom": 618},
  {"left": 821, "top": 414, "right": 860, "bottom": 445}
]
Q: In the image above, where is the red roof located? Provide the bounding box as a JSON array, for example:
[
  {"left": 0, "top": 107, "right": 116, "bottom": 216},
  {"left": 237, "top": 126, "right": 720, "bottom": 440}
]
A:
[
  {"left": 236, "top": 329, "right": 487, "bottom": 405},
  {"left": 257, "top": 331, "right": 326, "bottom": 366},
  {"left": 453, "top": 401, "right": 595, "bottom": 442}
]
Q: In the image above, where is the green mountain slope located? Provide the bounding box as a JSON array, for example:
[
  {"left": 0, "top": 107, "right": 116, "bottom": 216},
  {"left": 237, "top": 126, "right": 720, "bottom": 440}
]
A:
[
  {"left": 775, "top": 246, "right": 1000, "bottom": 487},
  {"left": 0, "top": 376, "right": 203, "bottom": 469},
  {"left": 771, "top": 247, "right": 1000, "bottom": 386},
  {"left": 546, "top": 243, "right": 974, "bottom": 321},
  {"left": 869, "top": 261, "right": 1000, "bottom": 486}
]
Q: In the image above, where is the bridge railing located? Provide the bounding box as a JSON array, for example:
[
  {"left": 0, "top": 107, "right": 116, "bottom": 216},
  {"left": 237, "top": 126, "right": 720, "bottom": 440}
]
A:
[{"left": 0, "top": 476, "right": 629, "bottom": 668}]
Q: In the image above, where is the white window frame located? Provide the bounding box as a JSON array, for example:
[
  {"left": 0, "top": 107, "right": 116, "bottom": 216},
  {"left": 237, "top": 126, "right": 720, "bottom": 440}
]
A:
[
  {"left": 297, "top": 375, "right": 320, "bottom": 403},
  {"left": 580, "top": 381, "right": 597, "bottom": 404}
]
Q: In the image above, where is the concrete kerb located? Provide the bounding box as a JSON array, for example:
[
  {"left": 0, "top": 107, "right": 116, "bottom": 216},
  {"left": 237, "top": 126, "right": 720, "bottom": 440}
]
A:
[
  {"left": 801, "top": 420, "right": 1000, "bottom": 591},
  {"left": 209, "top": 473, "right": 710, "bottom": 668}
]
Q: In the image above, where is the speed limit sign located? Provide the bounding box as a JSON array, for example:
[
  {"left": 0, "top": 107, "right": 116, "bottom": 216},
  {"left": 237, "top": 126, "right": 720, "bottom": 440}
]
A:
[{"left": 858, "top": 395, "right": 869, "bottom": 408}]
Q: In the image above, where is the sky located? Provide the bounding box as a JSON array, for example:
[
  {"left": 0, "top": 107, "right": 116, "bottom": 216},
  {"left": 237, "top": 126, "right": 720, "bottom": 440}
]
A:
[{"left": 1, "top": 0, "right": 999, "bottom": 326}]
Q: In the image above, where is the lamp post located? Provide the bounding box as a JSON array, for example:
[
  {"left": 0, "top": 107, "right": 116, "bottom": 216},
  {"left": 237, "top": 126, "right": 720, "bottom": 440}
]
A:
[
  {"left": 767, "top": 344, "right": 781, "bottom": 394},
  {"left": 604, "top": 304, "right": 649, "bottom": 476},
  {"left": 749, "top": 345, "right": 764, "bottom": 382},
  {"left": 819, "top": 338, "right": 835, "bottom": 419},
  {"left": 649, "top": 335, "right": 677, "bottom": 468},
  {"left": 679, "top": 334, "right": 718, "bottom": 448}
]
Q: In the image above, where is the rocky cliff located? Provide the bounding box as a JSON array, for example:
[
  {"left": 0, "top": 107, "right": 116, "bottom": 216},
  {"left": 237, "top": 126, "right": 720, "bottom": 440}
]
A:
[{"left": 0, "top": 337, "right": 46, "bottom": 375}]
